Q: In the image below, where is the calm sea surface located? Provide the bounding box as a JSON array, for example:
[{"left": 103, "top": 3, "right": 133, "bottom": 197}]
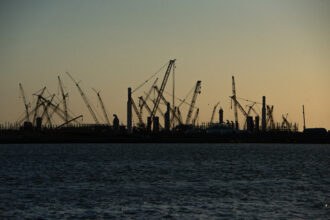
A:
[{"left": 0, "top": 143, "right": 329, "bottom": 219}]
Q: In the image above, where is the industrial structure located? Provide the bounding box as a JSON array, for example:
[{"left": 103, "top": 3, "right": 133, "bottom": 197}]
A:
[{"left": 1, "top": 58, "right": 327, "bottom": 144}]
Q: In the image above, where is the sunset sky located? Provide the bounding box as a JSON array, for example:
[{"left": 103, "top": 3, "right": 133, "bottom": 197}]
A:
[{"left": 0, "top": 0, "right": 329, "bottom": 130}]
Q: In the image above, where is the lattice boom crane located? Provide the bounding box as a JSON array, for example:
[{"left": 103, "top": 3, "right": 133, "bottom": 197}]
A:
[{"left": 66, "top": 72, "right": 99, "bottom": 124}]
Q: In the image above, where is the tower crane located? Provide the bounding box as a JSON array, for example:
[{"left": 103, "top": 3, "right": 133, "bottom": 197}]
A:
[
  {"left": 58, "top": 76, "right": 69, "bottom": 124},
  {"left": 192, "top": 108, "right": 199, "bottom": 126},
  {"left": 210, "top": 102, "right": 220, "bottom": 123},
  {"left": 66, "top": 72, "right": 99, "bottom": 124},
  {"left": 93, "top": 89, "right": 111, "bottom": 125},
  {"left": 19, "top": 83, "right": 30, "bottom": 122},
  {"left": 186, "top": 80, "right": 201, "bottom": 124},
  {"left": 150, "top": 59, "right": 175, "bottom": 121}
]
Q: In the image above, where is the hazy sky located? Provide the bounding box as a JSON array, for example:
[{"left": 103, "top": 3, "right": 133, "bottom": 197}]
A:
[{"left": 1, "top": 0, "right": 329, "bottom": 130}]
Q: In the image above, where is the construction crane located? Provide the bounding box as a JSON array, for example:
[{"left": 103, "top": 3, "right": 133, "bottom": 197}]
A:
[
  {"left": 58, "top": 76, "right": 69, "bottom": 124},
  {"left": 281, "top": 113, "right": 291, "bottom": 130},
  {"left": 243, "top": 102, "right": 259, "bottom": 129},
  {"left": 150, "top": 59, "right": 175, "bottom": 121},
  {"left": 186, "top": 80, "right": 202, "bottom": 124},
  {"left": 66, "top": 72, "right": 99, "bottom": 124},
  {"left": 177, "top": 107, "right": 183, "bottom": 124},
  {"left": 266, "top": 105, "right": 275, "bottom": 130},
  {"left": 39, "top": 96, "right": 78, "bottom": 124},
  {"left": 93, "top": 88, "right": 111, "bottom": 125},
  {"left": 40, "top": 94, "right": 55, "bottom": 126},
  {"left": 131, "top": 98, "right": 145, "bottom": 127},
  {"left": 56, "top": 115, "right": 83, "bottom": 129},
  {"left": 139, "top": 78, "right": 158, "bottom": 117},
  {"left": 192, "top": 108, "right": 199, "bottom": 126},
  {"left": 138, "top": 96, "right": 163, "bottom": 129},
  {"left": 154, "top": 85, "right": 182, "bottom": 125},
  {"left": 32, "top": 87, "right": 46, "bottom": 125},
  {"left": 210, "top": 102, "right": 220, "bottom": 123},
  {"left": 143, "top": 92, "right": 165, "bottom": 117},
  {"left": 19, "top": 83, "right": 30, "bottom": 122},
  {"left": 231, "top": 76, "right": 239, "bottom": 129}
]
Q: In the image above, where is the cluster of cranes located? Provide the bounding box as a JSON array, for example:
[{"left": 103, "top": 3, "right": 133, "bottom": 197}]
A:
[
  {"left": 230, "top": 76, "right": 297, "bottom": 131},
  {"left": 17, "top": 59, "right": 298, "bottom": 132},
  {"left": 129, "top": 59, "right": 203, "bottom": 130},
  {"left": 18, "top": 73, "right": 111, "bottom": 129}
]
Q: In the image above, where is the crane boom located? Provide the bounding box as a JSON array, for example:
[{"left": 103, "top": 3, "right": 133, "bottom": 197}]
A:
[
  {"left": 131, "top": 98, "right": 144, "bottom": 126},
  {"left": 19, "top": 83, "right": 30, "bottom": 122},
  {"left": 40, "top": 94, "right": 55, "bottom": 126},
  {"left": 234, "top": 99, "right": 248, "bottom": 117},
  {"left": 58, "top": 76, "right": 68, "bottom": 124},
  {"left": 139, "top": 96, "right": 163, "bottom": 129},
  {"left": 186, "top": 80, "right": 201, "bottom": 124},
  {"left": 140, "top": 78, "right": 158, "bottom": 116},
  {"left": 210, "top": 102, "right": 220, "bottom": 123},
  {"left": 66, "top": 72, "right": 99, "bottom": 124},
  {"left": 143, "top": 91, "right": 165, "bottom": 117},
  {"left": 192, "top": 108, "right": 199, "bottom": 126},
  {"left": 93, "top": 89, "right": 110, "bottom": 125},
  {"left": 150, "top": 59, "right": 175, "bottom": 120},
  {"left": 56, "top": 115, "right": 83, "bottom": 129},
  {"left": 32, "top": 87, "right": 46, "bottom": 125}
]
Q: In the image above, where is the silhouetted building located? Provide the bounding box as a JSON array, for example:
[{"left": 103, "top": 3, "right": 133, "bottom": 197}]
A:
[{"left": 113, "top": 114, "right": 119, "bottom": 130}]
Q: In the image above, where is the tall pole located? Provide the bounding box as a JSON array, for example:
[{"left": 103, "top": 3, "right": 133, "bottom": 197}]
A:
[
  {"left": 127, "top": 87, "right": 132, "bottom": 134},
  {"left": 303, "top": 105, "right": 306, "bottom": 131},
  {"left": 172, "top": 63, "right": 175, "bottom": 129}
]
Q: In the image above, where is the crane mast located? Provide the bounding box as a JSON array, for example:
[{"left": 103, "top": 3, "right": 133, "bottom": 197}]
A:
[
  {"left": 210, "top": 102, "right": 220, "bottom": 123},
  {"left": 66, "top": 72, "right": 99, "bottom": 124},
  {"left": 93, "top": 89, "right": 110, "bottom": 125},
  {"left": 186, "top": 80, "right": 201, "bottom": 124},
  {"left": 58, "top": 76, "right": 68, "bottom": 124},
  {"left": 19, "top": 83, "right": 30, "bottom": 122},
  {"left": 150, "top": 59, "right": 175, "bottom": 120}
]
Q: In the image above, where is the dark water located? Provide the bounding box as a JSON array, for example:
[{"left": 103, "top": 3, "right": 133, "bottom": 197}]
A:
[{"left": 0, "top": 144, "right": 329, "bottom": 219}]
